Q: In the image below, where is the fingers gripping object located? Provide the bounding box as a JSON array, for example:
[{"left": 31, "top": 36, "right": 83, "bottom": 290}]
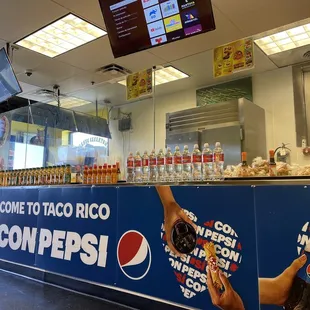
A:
[
  {"left": 171, "top": 220, "right": 197, "bottom": 254},
  {"left": 204, "top": 241, "right": 223, "bottom": 290}
]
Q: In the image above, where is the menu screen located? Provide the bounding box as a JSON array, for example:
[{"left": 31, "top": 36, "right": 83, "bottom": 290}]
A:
[{"left": 99, "top": 0, "right": 215, "bottom": 58}]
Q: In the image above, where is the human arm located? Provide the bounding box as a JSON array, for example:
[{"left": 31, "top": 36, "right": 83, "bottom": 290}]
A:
[
  {"left": 259, "top": 254, "right": 307, "bottom": 305},
  {"left": 156, "top": 185, "right": 196, "bottom": 256},
  {"left": 207, "top": 269, "right": 245, "bottom": 310}
]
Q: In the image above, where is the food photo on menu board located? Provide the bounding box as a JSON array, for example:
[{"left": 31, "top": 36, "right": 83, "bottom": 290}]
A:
[{"left": 98, "top": 0, "right": 216, "bottom": 57}]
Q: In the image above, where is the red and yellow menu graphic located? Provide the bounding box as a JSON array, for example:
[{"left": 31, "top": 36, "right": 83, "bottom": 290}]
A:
[
  {"left": 126, "top": 68, "right": 153, "bottom": 101},
  {"left": 213, "top": 38, "right": 254, "bottom": 78}
]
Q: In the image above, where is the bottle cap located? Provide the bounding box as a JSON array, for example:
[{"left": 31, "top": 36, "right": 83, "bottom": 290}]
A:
[{"left": 269, "top": 149, "right": 275, "bottom": 157}]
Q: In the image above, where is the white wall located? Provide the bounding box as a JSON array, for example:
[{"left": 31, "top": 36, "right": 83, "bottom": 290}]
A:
[
  {"left": 253, "top": 66, "right": 310, "bottom": 165},
  {"left": 109, "top": 90, "right": 196, "bottom": 171},
  {"left": 109, "top": 66, "right": 310, "bottom": 168}
]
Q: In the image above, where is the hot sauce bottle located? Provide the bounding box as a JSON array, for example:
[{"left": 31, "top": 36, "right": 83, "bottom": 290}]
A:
[
  {"left": 102, "top": 165, "right": 107, "bottom": 184},
  {"left": 93, "top": 165, "right": 98, "bottom": 184},
  {"left": 98, "top": 166, "right": 103, "bottom": 184},
  {"left": 269, "top": 150, "right": 277, "bottom": 177},
  {"left": 106, "top": 165, "right": 112, "bottom": 184}
]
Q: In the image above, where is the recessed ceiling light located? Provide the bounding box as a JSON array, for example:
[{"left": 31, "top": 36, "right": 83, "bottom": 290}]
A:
[
  {"left": 255, "top": 19, "right": 310, "bottom": 55},
  {"left": 47, "top": 97, "right": 92, "bottom": 109},
  {"left": 118, "top": 66, "right": 189, "bottom": 87},
  {"left": 15, "top": 14, "right": 107, "bottom": 58}
]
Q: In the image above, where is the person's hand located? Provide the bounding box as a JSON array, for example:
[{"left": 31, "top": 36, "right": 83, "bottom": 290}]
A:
[
  {"left": 164, "top": 201, "right": 196, "bottom": 256},
  {"left": 207, "top": 269, "right": 245, "bottom": 310},
  {"left": 259, "top": 254, "right": 307, "bottom": 305}
]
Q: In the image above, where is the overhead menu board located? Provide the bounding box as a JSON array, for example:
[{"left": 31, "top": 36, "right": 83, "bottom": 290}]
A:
[{"left": 99, "top": 0, "right": 215, "bottom": 58}]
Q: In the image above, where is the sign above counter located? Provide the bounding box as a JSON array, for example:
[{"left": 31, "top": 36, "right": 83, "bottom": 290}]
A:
[
  {"left": 99, "top": 0, "right": 216, "bottom": 58},
  {"left": 213, "top": 38, "right": 254, "bottom": 78}
]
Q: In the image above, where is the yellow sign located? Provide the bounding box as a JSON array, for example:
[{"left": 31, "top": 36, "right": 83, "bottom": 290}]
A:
[
  {"left": 164, "top": 14, "right": 183, "bottom": 33},
  {"left": 213, "top": 38, "right": 254, "bottom": 78},
  {"left": 126, "top": 68, "right": 153, "bottom": 101}
]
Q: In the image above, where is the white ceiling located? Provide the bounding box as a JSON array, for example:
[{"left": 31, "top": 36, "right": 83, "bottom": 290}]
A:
[{"left": 0, "top": 0, "right": 309, "bottom": 111}]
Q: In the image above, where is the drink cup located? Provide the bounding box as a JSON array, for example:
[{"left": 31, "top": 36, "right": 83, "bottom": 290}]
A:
[{"left": 171, "top": 220, "right": 197, "bottom": 254}]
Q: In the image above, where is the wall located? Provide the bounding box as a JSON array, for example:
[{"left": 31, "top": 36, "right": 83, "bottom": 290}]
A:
[
  {"left": 109, "top": 90, "right": 196, "bottom": 171},
  {"left": 252, "top": 66, "right": 310, "bottom": 165},
  {"left": 109, "top": 66, "right": 310, "bottom": 167}
]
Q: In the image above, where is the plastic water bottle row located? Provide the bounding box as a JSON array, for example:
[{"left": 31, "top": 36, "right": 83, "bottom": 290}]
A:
[{"left": 126, "top": 142, "right": 224, "bottom": 183}]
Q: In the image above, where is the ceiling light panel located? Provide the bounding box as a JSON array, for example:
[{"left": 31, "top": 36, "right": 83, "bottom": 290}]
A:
[
  {"left": 47, "top": 97, "right": 92, "bottom": 109},
  {"left": 118, "top": 66, "right": 189, "bottom": 87},
  {"left": 15, "top": 14, "right": 107, "bottom": 58},
  {"left": 255, "top": 20, "right": 310, "bottom": 56}
]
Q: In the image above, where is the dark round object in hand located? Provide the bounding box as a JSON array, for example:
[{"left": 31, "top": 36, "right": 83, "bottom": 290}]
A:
[
  {"left": 171, "top": 220, "right": 197, "bottom": 254},
  {"left": 284, "top": 276, "right": 307, "bottom": 310}
]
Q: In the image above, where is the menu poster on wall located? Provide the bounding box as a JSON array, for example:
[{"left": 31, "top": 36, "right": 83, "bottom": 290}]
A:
[
  {"left": 98, "top": 0, "right": 216, "bottom": 58},
  {"left": 126, "top": 68, "right": 153, "bottom": 101},
  {"left": 213, "top": 38, "right": 254, "bottom": 78}
]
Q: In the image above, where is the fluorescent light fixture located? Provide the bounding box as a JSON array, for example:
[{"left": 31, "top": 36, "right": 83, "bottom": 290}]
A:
[
  {"left": 15, "top": 14, "right": 107, "bottom": 57},
  {"left": 47, "top": 97, "right": 92, "bottom": 109},
  {"left": 118, "top": 66, "right": 189, "bottom": 87},
  {"left": 255, "top": 19, "right": 310, "bottom": 55}
]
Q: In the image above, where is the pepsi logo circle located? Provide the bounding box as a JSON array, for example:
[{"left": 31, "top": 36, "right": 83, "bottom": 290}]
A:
[{"left": 117, "top": 231, "right": 151, "bottom": 280}]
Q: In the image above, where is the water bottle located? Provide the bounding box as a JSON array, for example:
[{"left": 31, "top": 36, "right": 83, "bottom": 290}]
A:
[
  {"left": 202, "top": 143, "right": 213, "bottom": 181},
  {"left": 165, "top": 147, "right": 174, "bottom": 182},
  {"left": 142, "top": 150, "right": 149, "bottom": 182},
  {"left": 134, "top": 151, "right": 143, "bottom": 183},
  {"left": 149, "top": 149, "right": 157, "bottom": 182},
  {"left": 213, "top": 142, "right": 224, "bottom": 180},
  {"left": 174, "top": 146, "right": 183, "bottom": 182},
  {"left": 182, "top": 145, "right": 192, "bottom": 182},
  {"left": 126, "top": 152, "right": 134, "bottom": 183},
  {"left": 192, "top": 144, "right": 202, "bottom": 181},
  {"left": 157, "top": 149, "right": 166, "bottom": 182}
]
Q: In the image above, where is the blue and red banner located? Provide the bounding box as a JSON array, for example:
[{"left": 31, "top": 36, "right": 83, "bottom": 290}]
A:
[{"left": 0, "top": 184, "right": 308, "bottom": 309}]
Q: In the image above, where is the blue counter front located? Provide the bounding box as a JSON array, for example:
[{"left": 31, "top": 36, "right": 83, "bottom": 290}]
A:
[{"left": 0, "top": 184, "right": 308, "bottom": 310}]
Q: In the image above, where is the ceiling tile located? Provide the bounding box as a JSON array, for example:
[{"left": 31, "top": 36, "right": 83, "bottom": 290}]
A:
[
  {"left": 53, "top": 71, "right": 114, "bottom": 95},
  {"left": 16, "top": 58, "right": 87, "bottom": 88},
  {"left": 57, "top": 36, "right": 115, "bottom": 71},
  {"left": 213, "top": 0, "right": 310, "bottom": 37},
  {"left": 116, "top": 51, "right": 167, "bottom": 72},
  {"left": 0, "top": 0, "right": 68, "bottom": 42},
  {"left": 51, "top": 0, "right": 106, "bottom": 29},
  {"left": 12, "top": 48, "right": 50, "bottom": 75}
]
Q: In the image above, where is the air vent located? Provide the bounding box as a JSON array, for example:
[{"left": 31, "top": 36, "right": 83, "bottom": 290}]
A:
[
  {"left": 35, "top": 89, "right": 55, "bottom": 97},
  {"left": 96, "top": 64, "right": 131, "bottom": 83},
  {"left": 303, "top": 51, "right": 310, "bottom": 59}
]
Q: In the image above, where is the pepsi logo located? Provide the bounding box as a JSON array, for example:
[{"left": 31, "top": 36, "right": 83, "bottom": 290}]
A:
[{"left": 117, "top": 230, "right": 151, "bottom": 280}]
